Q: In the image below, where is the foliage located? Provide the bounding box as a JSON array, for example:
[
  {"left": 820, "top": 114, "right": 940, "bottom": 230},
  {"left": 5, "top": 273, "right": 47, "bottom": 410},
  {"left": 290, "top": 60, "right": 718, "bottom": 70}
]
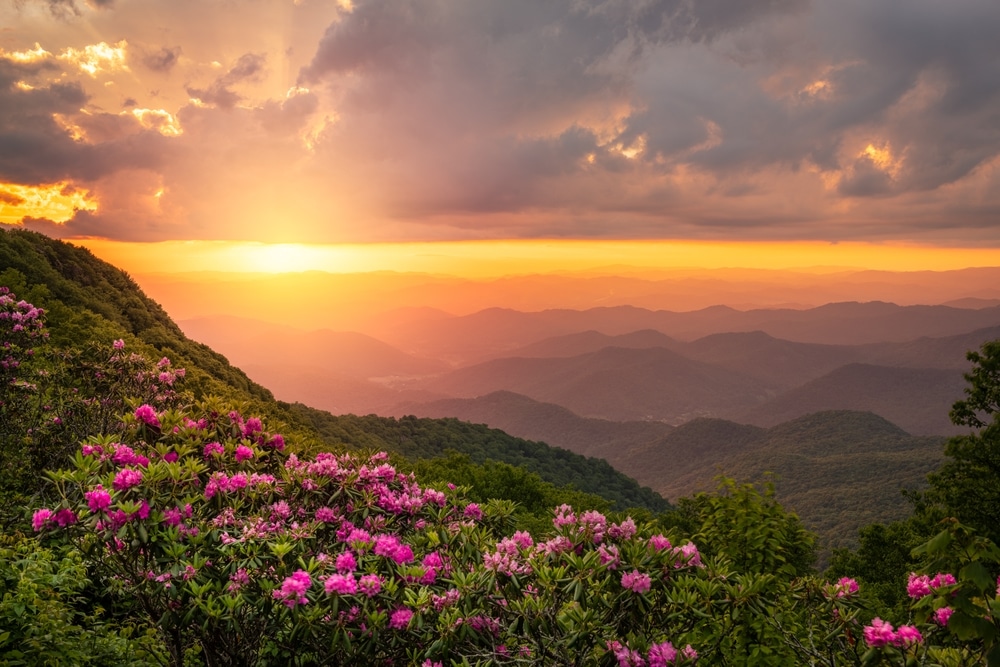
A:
[
  {"left": 0, "top": 535, "right": 164, "bottom": 666},
  {"left": 36, "top": 391, "right": 885, "bottom": 666},
  {"left": 411, "top": 451, "right": 613, "bottom": 536},
  {"left": 288, "top": 405, "right": 670, "bottom": 513}
]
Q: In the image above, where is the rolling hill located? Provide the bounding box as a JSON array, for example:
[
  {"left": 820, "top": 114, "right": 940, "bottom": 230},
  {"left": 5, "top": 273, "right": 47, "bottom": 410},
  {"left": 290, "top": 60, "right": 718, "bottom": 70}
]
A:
[
  {"left": 739, "top": 364, "right": 968, "bottom": 435},
  {"left": 622, "top": 411, "right": 947, "bottom": 553},
  {"left": 395, "top": 390, "right": 674, "bottom": 459},
  {"left": 423, "top": 345, "right": 778, "bottom": 422}
]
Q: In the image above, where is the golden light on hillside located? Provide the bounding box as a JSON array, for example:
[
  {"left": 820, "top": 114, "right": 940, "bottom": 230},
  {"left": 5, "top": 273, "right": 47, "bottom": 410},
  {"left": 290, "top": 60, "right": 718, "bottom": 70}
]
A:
[{"left": 0, "top": 183, "right": 97, "bottom": 225}]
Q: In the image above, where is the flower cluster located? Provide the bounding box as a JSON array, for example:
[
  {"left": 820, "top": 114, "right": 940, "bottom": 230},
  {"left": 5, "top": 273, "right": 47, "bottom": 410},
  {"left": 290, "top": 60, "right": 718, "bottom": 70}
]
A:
[
  {"left": 906, "top": 571, "right": 957, "bottom": 598},
  {"left": 863, "top": 618, "right": 923, "bottom": 648}
]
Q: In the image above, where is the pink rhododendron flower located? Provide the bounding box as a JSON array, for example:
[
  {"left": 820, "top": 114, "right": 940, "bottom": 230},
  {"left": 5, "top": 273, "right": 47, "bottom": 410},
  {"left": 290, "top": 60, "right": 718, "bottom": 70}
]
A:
[
  {"left": 242, "top": 417, "right": 263, "bottom": 436},
  {"left": 893, "top": 625, "right": 923, "bottom": 646},
  {"left": 930, "top": 572, "right": 957, "bottom": 588},
  {"left": 53, "top": 508, "right": 77, "bottom": 527},
  {"left": 579, "top": 510, "right": 608, "bottom": 543},
  {"left": 392, "top": 543, "right": 414, "bottom": 565},
  {"left": 133, "top": 404, "right": 160, "bottom": 428},
  {"left": 511, "top": 531, "right": 533, "bottom": 549},
  {"left": 934, "top": 607, "right": 954, "bottom": 626},
  {"left": 234, "top": 445, "right": 253, "bottom": 462},
  {"left": 315, "top": 506, "right": 337, "bottom": 523},
  {"left": 463, "top": 502, "right": 482, "bottom": 520},
  {"left": 227, "top": 568, "right": 249, "bottom": 593},
  {"left": 621, "top": 570, "right": 652, "bottom": 594},
  {"left": 358, "top": 573, "right": 382, "bottom": 596},
  {"left": 681, "top": 646, "right": 697, "bottom": 661},
  {"left": 648, "top": 534, "right": 672, "bottom": 551},
  {"left": 113, "top": 468, "right": 143, "bottom": 491},
  {"left": 831, "top": 577, "right": 859, "bottom": 598},
  {"left": 336, "top": 551, "right": 357, "bottom": 573},
  {"left": 85, "top": 485, "right": 112, "bottom": 513},
  {"left": 674, "top": 542, "right": 703, "bottom": 567},
  {"left": 607, "top": 641, "right": 645, "bottom": 667},
  {"left": 598, "top": 544, "right": 620, "bottom": 569},
  {"left": 203, "top": 442, "right": 224, "bottom": 458},
  {"left": 863, "top": 618, "right": 896, "bottom": 647},
  {"left": 112, "top": 338, "right": 125, "bottom": 350},
  {"left": 553, "top": 504, "right": 576, "bottom": 529},
  {"left": 324, "top": 573, "right": 358, "bottom": 595},
  {"left": 609, "top": 517, "right": 637, "bottom": 540},
  {"left": 163, "top": 451, "right": 178, "bottom": 463},
  {"left": 648, "top": 641, "right": 677, "bottom": 667},
  {"left": 389, "top": 607, "right": 413, "bottom": 629},
  {"left": 907, "top": 573, "right": 931, "bottom": 598},
  {"left": 273, "top": 569, "right": 311, "bottom": 608},
  {"left": 32, "top": 508, "right": 52, "bottom": 531}
]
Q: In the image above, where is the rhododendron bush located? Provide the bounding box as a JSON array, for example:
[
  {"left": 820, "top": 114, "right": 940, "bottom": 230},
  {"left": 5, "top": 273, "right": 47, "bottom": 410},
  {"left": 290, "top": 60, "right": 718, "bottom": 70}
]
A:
[
  {"left": 38, "top": 383, "right": 985, "bottom": 667},
  {"left": 38, "top": 389, "right": 717, "bottom": 665}
]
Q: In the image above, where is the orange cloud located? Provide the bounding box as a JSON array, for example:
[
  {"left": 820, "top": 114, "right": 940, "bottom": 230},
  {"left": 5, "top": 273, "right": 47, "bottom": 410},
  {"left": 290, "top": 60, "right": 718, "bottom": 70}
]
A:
[{"left": 0, "top": 182, "right": 98, "bottom": 225}]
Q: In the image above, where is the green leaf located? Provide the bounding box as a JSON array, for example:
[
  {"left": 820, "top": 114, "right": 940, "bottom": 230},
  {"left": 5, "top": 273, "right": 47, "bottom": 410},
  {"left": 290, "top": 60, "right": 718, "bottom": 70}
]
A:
[{"left": 960, "top": 561, "right": 994, "bottom": 593}]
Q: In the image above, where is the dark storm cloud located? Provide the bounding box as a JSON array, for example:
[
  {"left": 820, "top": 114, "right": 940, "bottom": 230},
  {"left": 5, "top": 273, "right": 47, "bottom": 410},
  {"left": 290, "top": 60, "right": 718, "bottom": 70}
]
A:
[
  {"left": 292, "top": 0, "right": 1000, "bottom": 241},
  {"left": 186, "top": 53, "right": 267, "bottom": 109},
  {"left": 15, "top": 0, "right": 113, "bottom": 17},
  {"left": 141, "top": 46, "right": 182, "bottom": 73},
  {"left": 0, "top": 59, "right": 166, "bottom": 185}
]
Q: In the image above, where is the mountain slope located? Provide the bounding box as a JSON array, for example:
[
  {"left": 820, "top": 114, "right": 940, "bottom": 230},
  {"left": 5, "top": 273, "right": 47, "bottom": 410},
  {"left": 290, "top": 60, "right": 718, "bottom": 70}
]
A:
[
  {"left": 395, "top": 390, "right": 673, "bottom": 459},
  {"left": 740, "top": 364, "right": 968, "bottom": 435},
  {"left": 623, "top": 411, "right": 946, "bottom": 553},
  {"left": 425, "top": 346, "right": 778, "bottom": 422},
  {"left": 179, "top": 315, "right": 446, "bottom": 378}
]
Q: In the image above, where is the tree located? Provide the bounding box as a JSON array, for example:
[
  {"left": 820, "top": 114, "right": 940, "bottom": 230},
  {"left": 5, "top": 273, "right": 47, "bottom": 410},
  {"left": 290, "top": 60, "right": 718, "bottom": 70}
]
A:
[{"left": 921, "top": 340, "right": 1000, "bottom": 546}]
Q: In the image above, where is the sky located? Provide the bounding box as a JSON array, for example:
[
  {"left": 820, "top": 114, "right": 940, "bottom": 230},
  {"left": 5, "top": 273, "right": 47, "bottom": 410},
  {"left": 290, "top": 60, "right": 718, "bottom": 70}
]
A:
[{"left": 2, "top": 0, "right": 1000, "bottom": 273}]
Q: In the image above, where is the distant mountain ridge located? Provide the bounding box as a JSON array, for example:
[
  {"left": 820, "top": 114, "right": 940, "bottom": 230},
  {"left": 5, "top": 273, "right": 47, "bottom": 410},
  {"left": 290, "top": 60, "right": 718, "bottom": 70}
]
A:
[{"left": 740, "top": 364, "right": 967, "bottom": 435}]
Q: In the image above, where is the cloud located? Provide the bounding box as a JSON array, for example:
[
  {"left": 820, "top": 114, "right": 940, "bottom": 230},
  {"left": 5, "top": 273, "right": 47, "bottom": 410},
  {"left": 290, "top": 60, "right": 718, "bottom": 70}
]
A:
[
  {"left": 4, "top": 0, "right": 1000, "bottom": 245},
  {"left": 140, "top": 46, "right": 181, "bottom": 73},
  {"left": 186, "top": 53, "right": 267, "bottom": 109}
]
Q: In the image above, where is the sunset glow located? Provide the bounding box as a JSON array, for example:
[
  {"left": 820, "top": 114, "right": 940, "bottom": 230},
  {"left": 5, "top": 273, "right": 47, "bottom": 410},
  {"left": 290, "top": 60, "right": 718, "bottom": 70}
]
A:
[
  {"left": 76, "top": 239, "right": 1000, "bottom": 278},
  {"left": 0, "top": 183, "right": 98, "bottom": 225},
  {"left": 2, "top": 0, "right": 999, "bottom": 265}
]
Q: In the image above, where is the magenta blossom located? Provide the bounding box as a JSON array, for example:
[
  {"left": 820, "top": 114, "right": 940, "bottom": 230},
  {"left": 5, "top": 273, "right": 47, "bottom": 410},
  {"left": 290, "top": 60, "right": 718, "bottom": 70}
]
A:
[
  {"left": 893, "top": 625, "right": 923, "bottom": 647},
  {"left": 53, "top": 508, "right": 77, "bottom": 527},
  {"left": 621, "top": 569, "right": 652, "bottom": 594},
  {"left": 863, "top": 618, "right": 896, "bottom": 647},
  {"left": 324, "top": 573, "right": 358, "bottom": 595},
  {"left": 273, "top": 569, "right": 311, "bottom": 608},
  {"left": 934, "top": 607, "right": 954, "bottom": 626},
  {"left": 389, "top": 607, "right": 413, "bottom": 630},
  {"left": 234, "top": 445, "right": 254, "bottom": 462},
  {"left": 32, "top": 508, "right": 53, "bottom": 531},
  {"left": 133, "top": 404, "right": 160, "bottom": 428},
  {"left": 358, "top": 574, "right": 382, "bottom": 597},
  {"left": 113, "top": 468, "right": 143, "bottom": 491},
  {"left": 336, "top": 551, "right": 357, "bottom": 573},
  {"left": 829, "top": 577, "right": 859, "bottom": 598},
  {"left": 648, "top": 641, "right": 677, "bottom": 666},
  {"left": 85, "top": 485, "right": 112, "bottom": 513},
  {"left": 203, "top": 442, "right": 224, "bottom": 458}
]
